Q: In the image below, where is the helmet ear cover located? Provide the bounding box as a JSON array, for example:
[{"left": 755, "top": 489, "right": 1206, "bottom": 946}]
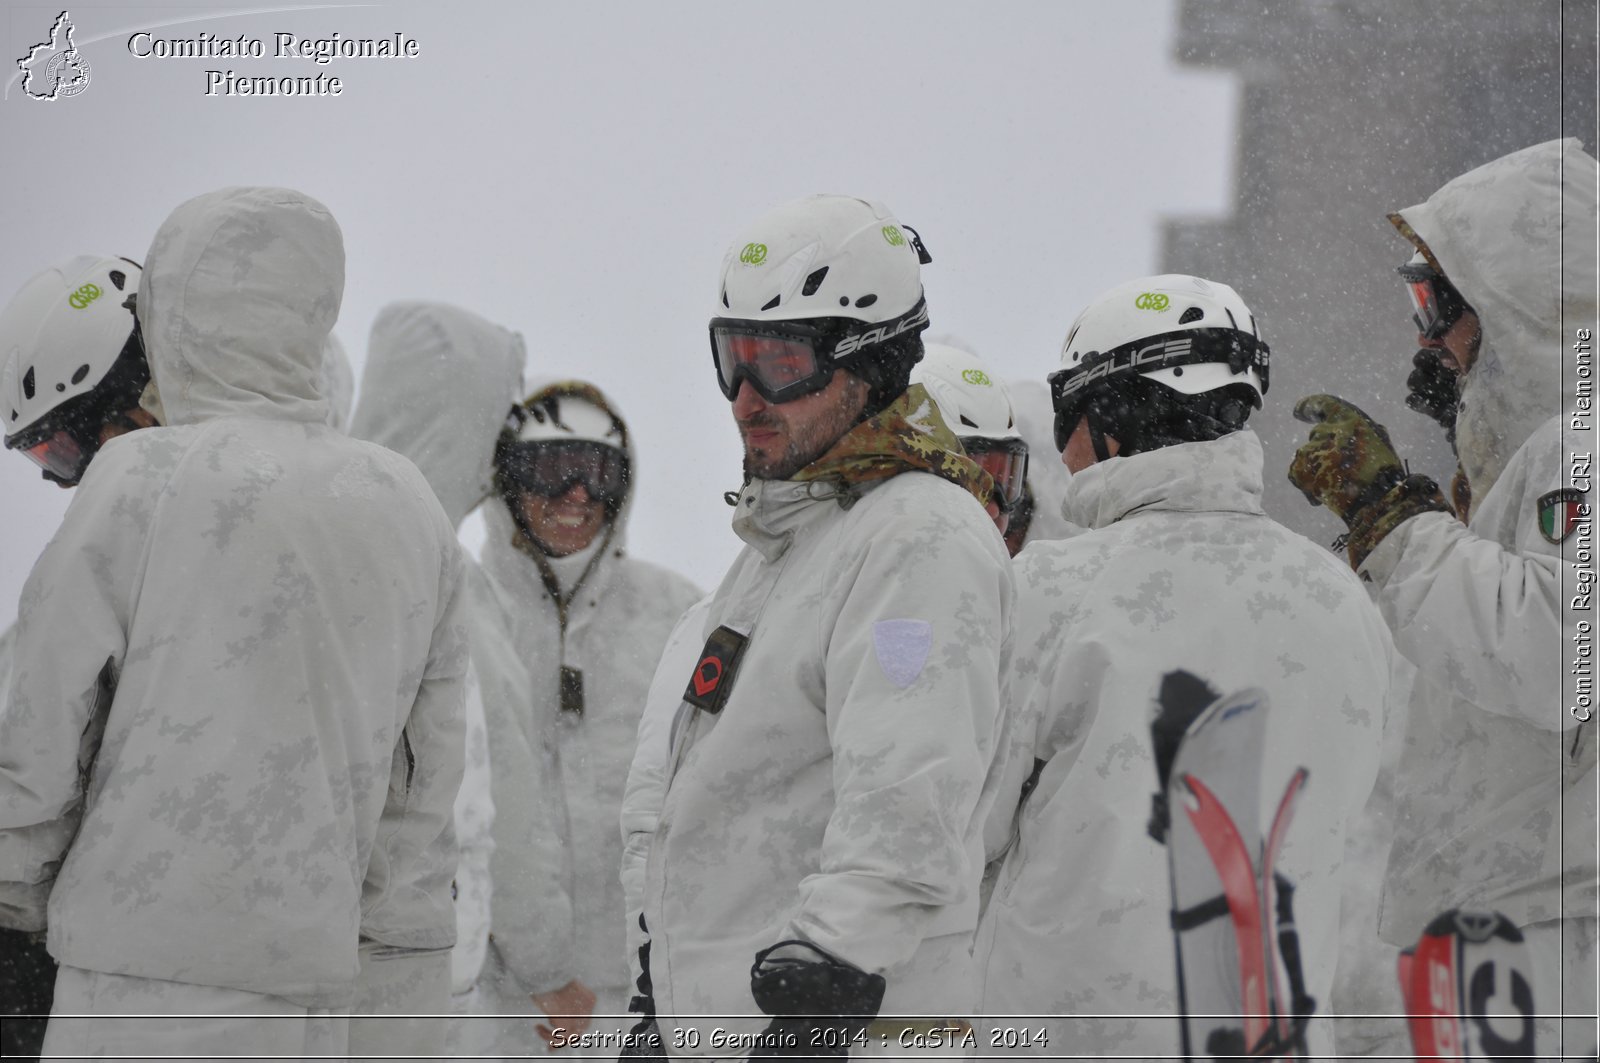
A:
[{"left": 841, "top": 332, "right": 924, "bottom": 415}]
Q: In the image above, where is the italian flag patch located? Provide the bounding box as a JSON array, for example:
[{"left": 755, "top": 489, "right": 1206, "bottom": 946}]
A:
[{"left": 1537, "top": 488, "right": 1587, "bottom": 545}]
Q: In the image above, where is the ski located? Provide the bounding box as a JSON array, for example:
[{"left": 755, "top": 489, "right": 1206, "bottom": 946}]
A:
[
  {"left": 1397, "top": 909, "right": 1536, "bottom": 1061},
  {"left": 1260, "top": 768, "right": 1313, "bottom": 1058},
  {"left": 1148, "top": 670, "right": 1315, "bottom": 1061}
]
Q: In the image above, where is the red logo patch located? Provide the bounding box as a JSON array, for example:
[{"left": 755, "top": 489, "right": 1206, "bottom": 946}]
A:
[
  {"left": 692, "top": 657, "right": 722, "bottom": 697},
  {"left": 682, "top": 625, "right": 749, "bottom": 715}
]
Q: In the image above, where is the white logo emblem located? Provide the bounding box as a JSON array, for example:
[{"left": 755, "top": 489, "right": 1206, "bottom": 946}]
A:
[{"left": 18, "top": 11, "right": 91, "bottom": 101}]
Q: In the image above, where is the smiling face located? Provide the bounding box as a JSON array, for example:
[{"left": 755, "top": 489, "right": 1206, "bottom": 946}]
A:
[
  {"left": 732, "top": 368, "right": 869, "bottom": 480},
  {"left": 519, "top": 481, "right": 608, "bottom": 557}
]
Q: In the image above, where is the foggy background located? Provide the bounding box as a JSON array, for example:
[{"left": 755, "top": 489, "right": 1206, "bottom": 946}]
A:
[{"left": 1, "top": 0, "right": 1593, "bottom": 623}]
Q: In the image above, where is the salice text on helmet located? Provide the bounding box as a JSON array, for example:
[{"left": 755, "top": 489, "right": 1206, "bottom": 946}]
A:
[{"left": 831, "top": 301, "right": 929, "bottom": 359}]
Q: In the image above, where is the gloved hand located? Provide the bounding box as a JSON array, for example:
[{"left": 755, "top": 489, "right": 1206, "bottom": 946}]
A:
[
  {"left": 1289, "top": 394, "right": 1450, "bottom": 568},
  {"left": 747, "top": 940, "right": 886, "bottom": 1059},
  {"left": 1404, "top": 349, "right": 1459, "bottom": 440}
]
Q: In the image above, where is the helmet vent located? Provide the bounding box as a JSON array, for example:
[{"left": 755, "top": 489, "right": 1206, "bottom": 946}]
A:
[
  {"left": 760, "top": 295, "right": 780, "bottom": 312},
  {"left": 109, "top": 270, "right": 127, "bottom": 291},
  {"left": 71, "top": 364, "right": 91, "bottom": 385},
  {"left": 854, "top": 294, "right": 878, "bottom": 309},
  {"left": 722, "top": 290, "right": 730, "bottom": 309},
  {"left": 1179, "top": 306, "right": 1204, "bottom": 324},
  {"left": 1223, "top": 308, "right": 1239, "bottom": 330},
  {"left": 21, "top": 366, "right": 34, "bottom": 400},
  {"left": 959, "top": 414, "right": 978, "bottom": 428},
  {"left": 1171, "top": 366, "right": 1185, "bottom": 377},
  {"left": 839, "top": 297, "right": 850, "bottom": 307},
  {"left": 801, "top": 267, "right": 829, "bottom": 296}
]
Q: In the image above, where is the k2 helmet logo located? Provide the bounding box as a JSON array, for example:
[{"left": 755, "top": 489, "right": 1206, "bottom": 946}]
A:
[
  {"left": 881, "top": 225, "right": 906, "bottom": 247},
  {"left": 960, "top": 368, "right": 992, "bottom": 387},
  {"left": 1134, "top": 292, "right": 1170, "bottom": 311},
  {"left": 739, "top": 243, "right": 768, "bottom": 265},
  {"left": 17, "top": 11, "right": 92, "bottom": 101},
  {"left": 68, "top": 283, "right": 102, "bottom": 309}
]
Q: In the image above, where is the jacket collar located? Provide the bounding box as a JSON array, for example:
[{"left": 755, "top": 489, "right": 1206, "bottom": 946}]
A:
[
  {"left": 729, "top": 383, "right": 992, "bottom": 562},
  {"left": 1062, "top": 430, "right": 1266, "bottom": 530}
]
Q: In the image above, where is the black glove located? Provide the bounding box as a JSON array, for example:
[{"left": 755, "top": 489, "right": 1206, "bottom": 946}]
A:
[
  {"left": 747, "top": 940, "right": 885, "bottom": 1059},
  {"left": 1405, "top": 348, "right": 1459, "bottom": 445},
  {"left": 618, "top": 915, "right": 667, "bottom": 1063}
]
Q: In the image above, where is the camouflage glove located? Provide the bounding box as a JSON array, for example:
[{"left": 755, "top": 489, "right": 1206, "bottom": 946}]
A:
[{"left": 1289, "top": 394, "right": 1450, "bottom": 568}]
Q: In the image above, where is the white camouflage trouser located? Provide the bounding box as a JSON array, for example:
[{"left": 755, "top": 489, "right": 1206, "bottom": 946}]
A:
[
  {"left": 348, "top": 941, "right": 453, "bottom": 1061},
  {"left": 41, "top": 965, "right": 348, "bottom": 1060}
]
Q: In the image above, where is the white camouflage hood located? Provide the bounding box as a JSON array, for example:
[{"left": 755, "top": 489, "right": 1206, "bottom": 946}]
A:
[
  {"left": 350, "top": 301, "right": 526, "bottom": 528},
  {"left": 1390, "top": 137, "right": 1598, "bottom": 500},
  {"left": 137, "top": 186, "right": 343, "bottom": 428},
  {"left": 320, "top": 332, "right": 355, "bottom": 431}
]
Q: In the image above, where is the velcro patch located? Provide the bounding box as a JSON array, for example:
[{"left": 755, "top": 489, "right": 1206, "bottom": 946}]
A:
[
  {"left": 683, "top": 625, "right": 749, "bottom": 714},
  {"left": 873, "top": 619, "right": 932, "bottom": 689}
]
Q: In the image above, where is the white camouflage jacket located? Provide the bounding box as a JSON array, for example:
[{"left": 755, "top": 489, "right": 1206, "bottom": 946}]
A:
[
  {"left": 478, "top": 379, "right": 702, "bottom": 1003},
  {"left": 640, "top": 415, "right": 1014, "bottom": 1057},
  {"left": 0, "top": 188, "right": 467, "bottom": 1007},
  {"left": 350, "top": 300, "right": 528, "bottom": 995},
  {"left": 620, "top": 594, "right": 712, "bottom": 997},
  {"left": 976, "top": 430, "right": 1395, "bottom": 1058},
  {"left": 1367, "top": 137, "right": 1599, "bottom": 941}
]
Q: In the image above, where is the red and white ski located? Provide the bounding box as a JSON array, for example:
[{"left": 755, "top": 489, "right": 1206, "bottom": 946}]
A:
[
  {"left": 1397, "top": 910, "right": 1537, "bottom": 1061},
  {"left": 1148, "top": 670, "right": 1315, "bottom": 1060}
]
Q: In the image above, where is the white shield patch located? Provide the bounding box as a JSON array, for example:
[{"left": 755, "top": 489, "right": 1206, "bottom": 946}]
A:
[{"left": 873, "top": 619, "right": 932, "bottom": 689}]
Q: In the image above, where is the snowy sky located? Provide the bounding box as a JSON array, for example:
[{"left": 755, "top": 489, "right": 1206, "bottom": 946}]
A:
[{"left": 0, "top": 0, "right": 1237, "bottom": 618}]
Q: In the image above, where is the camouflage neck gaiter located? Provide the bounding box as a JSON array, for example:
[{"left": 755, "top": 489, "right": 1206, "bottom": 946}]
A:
[{"left": 792, "top": 383, "right": 994, "bottom": 508}]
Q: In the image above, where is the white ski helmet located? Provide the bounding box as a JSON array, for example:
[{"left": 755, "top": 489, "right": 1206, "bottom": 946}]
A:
[
  {"left": 495, "top": 382, "right": 632, "bottom": 521},
  {"left": 911, "top": 342, "right": 1029, "bottom": 522},
  {"left": 1, "top": 254, "right": 150, "bottom": 484},
  {"left": 511, "top": 391, "right": 623, "bottom": 448},
  {"left": 1049, "top": 273, "right": 1270, "bottom": 455},
  {"left": 710, "top": 194, "right": 932, "bottom": 410}
]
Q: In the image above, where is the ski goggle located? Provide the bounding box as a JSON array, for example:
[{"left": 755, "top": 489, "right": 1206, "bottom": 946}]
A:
[
  {"left": 709, "top": 319, "right": 836, "bottom": 404},
  {"left": 5, "top": 420, "right": 96, "bottom": 485},
  {"left": 496, "top": 439, "right": 630, "bottom": 506},
  {"left": 709, "top": 298, "right": 932, "bottom": 404},
  {"left": 964, "top": 437, "right": 1029, "bottom": 512},
  {"left": 1398, "top": 263, "right": 1471, "bottom": 341}
]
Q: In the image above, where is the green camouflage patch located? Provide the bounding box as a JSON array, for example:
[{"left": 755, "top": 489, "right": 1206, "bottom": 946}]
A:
[{"left": 794, "top": 383, "right": 993, "bottom": 507}]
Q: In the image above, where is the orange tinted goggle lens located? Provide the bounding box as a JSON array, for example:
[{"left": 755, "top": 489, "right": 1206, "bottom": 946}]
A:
[
  {"left": 1406, "top": 279, "right": 1444, "bottom": 336},
  {"left": 721, "top": 334, "right": 820, "bottom": 382},
  {"left": 22, "top": 429, "right": 87, "bottom": 482},
  {"left": 969, "top": 445, "right": 1027, "bottom": 508},
  {"left": 712, "top": 328, "right": 830, "bottom": 402}
]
